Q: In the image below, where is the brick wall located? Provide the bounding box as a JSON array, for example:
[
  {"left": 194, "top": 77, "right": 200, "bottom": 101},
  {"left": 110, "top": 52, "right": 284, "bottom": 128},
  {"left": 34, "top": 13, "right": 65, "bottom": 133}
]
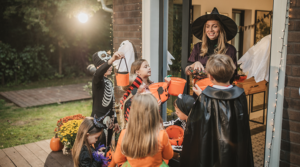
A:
[
  {"left": 113, "top": 0, "right": 142, "bottom": 58},
  {"left": 112, "top": 0, "right": 142, "bottom": 119},
  {"left": 281, "top": 0, "right": 300, "bottom": 166}
]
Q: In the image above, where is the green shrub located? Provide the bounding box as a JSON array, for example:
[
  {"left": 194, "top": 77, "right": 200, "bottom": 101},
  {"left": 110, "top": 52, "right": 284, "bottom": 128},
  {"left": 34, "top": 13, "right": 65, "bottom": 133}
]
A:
[
  {"left": 83, "top": 82, "right": 92, "bottom": 96},
  {"left": 0, "top": 43, "right": 53, "bottom": 85}
]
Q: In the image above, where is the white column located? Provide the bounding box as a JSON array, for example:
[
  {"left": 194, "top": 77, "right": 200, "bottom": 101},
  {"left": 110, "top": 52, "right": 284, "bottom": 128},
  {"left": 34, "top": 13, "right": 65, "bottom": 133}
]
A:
[
  {"left": 264, "top": 0, "right": 289, "bottom": 166},
  {"left": 142, "top": 0, "right": 160, "bottom": 83}
]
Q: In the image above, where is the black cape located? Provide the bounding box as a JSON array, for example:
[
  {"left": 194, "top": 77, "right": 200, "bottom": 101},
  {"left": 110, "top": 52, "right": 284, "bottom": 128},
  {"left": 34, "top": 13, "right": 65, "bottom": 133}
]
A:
[{"left": 180, "top": 86, "right": 254, "bottom": 167}]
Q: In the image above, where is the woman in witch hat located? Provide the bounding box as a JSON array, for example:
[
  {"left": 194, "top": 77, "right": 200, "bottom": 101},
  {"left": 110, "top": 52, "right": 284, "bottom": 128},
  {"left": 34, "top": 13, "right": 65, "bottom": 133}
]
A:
[{"left": 185, "top": 7, "right": 238, "bottom": 93}]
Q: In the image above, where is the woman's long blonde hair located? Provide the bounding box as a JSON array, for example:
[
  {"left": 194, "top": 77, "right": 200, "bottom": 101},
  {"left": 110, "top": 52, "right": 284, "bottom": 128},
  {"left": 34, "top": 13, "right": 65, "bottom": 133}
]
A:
[
  {"left": 72, "top": 117, "right": 103, "bottom": 167},
  {"left": 130, "top": 59, "right": 152, "bottom": 85},
  {"left": 121, "top": 93, "right": 162, "bottom": 158},
  {"left": 200, "top": 20, "right": 227, "bottom": 57}
]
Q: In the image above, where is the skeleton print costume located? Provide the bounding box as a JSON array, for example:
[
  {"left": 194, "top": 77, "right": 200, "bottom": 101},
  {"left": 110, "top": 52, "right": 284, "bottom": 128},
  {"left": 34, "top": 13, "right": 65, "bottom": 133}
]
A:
[
  {"left": 163, "top": 118, "right": 187, "bottom": 131},
  {"left": 90, "top": 51, "right": 117, "bottom": 147},
  {"left": 163, "top": 94, "right": 195, "bottom": 131}
]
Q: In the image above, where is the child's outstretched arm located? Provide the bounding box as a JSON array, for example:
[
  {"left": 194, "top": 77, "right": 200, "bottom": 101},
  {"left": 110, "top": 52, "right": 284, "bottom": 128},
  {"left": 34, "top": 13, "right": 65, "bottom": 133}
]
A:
[
  {"left": 162, "top": 130, "right": 174, "bottom": 160},
  {"left": 193, "top": 84, "right": 202, "bottom": 96},
  {"left": 163, "top": 118, "right": 183, "bottom": 128},
  {"left": 164, "top": 76, "right": 171, "bottom": 86},
  {"left": 114, "top": 130, "right": 127, "bottom": 164},
  {"left": 94, "top": 52, "right": 124, "bottom": 85}
]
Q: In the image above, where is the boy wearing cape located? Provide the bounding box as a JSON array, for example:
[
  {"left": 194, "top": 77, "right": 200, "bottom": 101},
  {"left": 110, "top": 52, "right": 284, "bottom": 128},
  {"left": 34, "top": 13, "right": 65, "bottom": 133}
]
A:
[{"left": 180, "top": 54, "right": 254, "bottom": 167}]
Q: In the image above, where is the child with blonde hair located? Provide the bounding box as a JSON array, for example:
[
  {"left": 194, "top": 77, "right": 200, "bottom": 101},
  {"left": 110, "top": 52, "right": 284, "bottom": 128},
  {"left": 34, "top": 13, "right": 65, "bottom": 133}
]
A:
[
  {"left": 130, "top": 59, "right": 152, "bottom": 86},
  {"left": 72, "top": 117, "right": 108, "bottom": 167},
  {"left": 114, "top": 93, "right": 173, "bottom": 167},
  {"left": 130, "top": 59, "right": 171, "bottom": 103}
]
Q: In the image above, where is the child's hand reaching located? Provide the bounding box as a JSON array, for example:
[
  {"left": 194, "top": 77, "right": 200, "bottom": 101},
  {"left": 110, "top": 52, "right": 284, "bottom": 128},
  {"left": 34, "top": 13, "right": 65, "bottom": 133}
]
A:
[
  {"left": 157, "top": 100, "right": 162, "bottom": 106},
  {"left": 164, "top": 77, "right": 171, "bottom": 86},
  {"left": 138, "top": 83, "right": 147, "bottom": 93},
  {"left": 98, "top": 146, "right": 106, "bottom": 153},
  {"left": 193, "top": 84, "right": 202, "bottom": 96},
  {"left": 114, "top": 123, "right": 120, "bottom": 133},
  {"left": 92, "top": 144, "right": 109, "bottom": 164},
  {"left": 108, "top": 51, "right": 125, "bottom": 65}
]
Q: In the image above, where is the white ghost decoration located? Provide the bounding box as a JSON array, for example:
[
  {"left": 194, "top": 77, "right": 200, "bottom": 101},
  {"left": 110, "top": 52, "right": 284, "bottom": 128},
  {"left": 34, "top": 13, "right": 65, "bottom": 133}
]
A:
[
  {"left": 238, "top": 34, "right": 271, "bottom": 82},
  {"left": 167, "top": 51, "right": 175, "bottom": 71},
  {"left": 113, "top": 40, "right": 135, "bottom": 73}
]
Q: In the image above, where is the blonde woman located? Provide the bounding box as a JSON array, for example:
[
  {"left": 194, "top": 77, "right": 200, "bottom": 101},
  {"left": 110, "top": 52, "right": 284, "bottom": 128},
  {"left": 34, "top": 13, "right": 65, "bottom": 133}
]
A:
[
  {"left": 114, "top": 93, "right": 173, "bottom": 167},
  {"left": 186, "top": 7, "right": 238, "bottom": 89}
]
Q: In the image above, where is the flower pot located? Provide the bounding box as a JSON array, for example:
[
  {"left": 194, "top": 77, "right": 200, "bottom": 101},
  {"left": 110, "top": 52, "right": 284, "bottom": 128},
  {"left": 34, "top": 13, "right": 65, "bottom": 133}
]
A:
[{"left": 63, "top": 146, "right": 72, "bottom": 155}]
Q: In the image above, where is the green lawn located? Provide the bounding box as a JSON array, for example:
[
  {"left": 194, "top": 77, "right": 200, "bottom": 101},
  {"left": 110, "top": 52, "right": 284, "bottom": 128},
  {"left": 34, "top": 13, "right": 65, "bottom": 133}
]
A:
[
  {"left": 0, "top": 100, "right": 92, "bottom": 149},
  {"left": 0, "top": 76, "right": 93, "bottom": 92}
]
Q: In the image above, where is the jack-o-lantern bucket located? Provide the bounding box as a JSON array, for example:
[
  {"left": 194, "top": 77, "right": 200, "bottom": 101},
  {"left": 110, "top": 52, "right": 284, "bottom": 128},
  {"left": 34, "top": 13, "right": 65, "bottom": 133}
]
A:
[
  {"left": 166, "top": 125, "right": 184, "bottom": 146},
  {"left": 116, "top": 58, "right": 129, "bottom": 86},
  {"left": 149, "top": 82, "right": 169, "bottom": 103},
  {"left": 168, "top": 77, "right": 187, "bottom": 96},
  {"left": 195, "top": 78, "right": 213, "bottom": 90}
]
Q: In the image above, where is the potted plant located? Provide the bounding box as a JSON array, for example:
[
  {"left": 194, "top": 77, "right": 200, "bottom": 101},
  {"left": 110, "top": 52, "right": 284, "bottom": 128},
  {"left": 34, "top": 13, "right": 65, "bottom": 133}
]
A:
[
  {"left": 52, "top": 114, "right": 85, "bottom": 153},
  {"left": 57, "top": 119, "right": 83, "bottom": 154}
]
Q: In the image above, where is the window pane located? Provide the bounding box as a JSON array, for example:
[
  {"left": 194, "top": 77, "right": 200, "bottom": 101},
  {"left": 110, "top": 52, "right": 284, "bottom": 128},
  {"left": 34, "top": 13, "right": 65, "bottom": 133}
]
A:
[{"left": 167, "top": 0, "right": 183, "bottom": 121}]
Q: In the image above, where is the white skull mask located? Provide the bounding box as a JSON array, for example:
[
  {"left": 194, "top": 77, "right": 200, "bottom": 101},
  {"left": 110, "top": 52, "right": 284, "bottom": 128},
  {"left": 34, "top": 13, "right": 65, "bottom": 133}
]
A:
[{"left": 97, "top": 51, "right": 111, "bottom": 62}]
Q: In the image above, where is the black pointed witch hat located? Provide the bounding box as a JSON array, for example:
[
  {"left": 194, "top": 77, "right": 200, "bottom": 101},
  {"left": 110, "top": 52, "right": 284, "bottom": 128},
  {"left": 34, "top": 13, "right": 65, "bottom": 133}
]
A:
[{"left": 192, "top": 7, "right": 238, "bottom": 41}]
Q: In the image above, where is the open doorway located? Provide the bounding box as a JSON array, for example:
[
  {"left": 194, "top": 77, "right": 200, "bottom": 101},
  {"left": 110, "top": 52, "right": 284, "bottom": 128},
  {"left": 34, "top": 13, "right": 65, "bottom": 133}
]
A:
[{"left": 166, "top": 0, "right": 273, "bottom": 166}]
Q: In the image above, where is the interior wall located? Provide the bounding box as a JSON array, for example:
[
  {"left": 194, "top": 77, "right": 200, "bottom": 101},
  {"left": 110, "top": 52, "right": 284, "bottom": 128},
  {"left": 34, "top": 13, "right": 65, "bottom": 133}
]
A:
[
  {"left": 191, "top": 0, "right": 273, "bottom": 54},
  {"left": 243, "top": 10, "right": 253, "bottom": 55}
]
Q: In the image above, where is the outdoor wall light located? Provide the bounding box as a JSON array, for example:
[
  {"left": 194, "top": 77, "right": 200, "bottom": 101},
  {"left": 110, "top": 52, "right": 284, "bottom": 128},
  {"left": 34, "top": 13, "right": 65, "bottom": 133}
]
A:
[{"left": 78, "top": 12, "right": 89, "bottom": 23}]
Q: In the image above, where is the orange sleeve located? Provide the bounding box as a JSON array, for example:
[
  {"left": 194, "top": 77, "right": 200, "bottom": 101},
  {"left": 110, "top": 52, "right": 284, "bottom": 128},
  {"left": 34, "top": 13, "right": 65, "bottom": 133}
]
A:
[
  {"left": 113, "top": 130, "right": 127, "bottom": 164},
  {"left": 162, "top": 130, "right": 174, "bottom": 160}
]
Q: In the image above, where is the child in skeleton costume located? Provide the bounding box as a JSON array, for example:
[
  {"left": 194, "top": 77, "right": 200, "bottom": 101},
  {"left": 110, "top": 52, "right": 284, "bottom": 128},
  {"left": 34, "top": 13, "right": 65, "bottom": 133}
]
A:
[
  {"left": 163, "top": 94, "right": 195, "bottom": 131},
  {"left": 91, "top": 50, "right": 124, "bottom": 148}
]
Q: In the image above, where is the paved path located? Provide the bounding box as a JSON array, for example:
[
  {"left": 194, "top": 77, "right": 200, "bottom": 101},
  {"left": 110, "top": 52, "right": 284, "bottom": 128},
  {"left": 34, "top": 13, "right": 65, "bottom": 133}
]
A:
[
  {"left": 0, "top": 139, "right": 73, "bottom": 167},
  {"left": 0, "top": 84, "right": 91, "bottom": 108}
]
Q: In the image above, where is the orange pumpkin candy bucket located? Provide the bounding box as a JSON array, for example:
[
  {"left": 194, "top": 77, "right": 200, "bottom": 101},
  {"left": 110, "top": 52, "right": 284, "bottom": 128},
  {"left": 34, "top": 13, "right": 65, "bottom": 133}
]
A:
[
  {"left": 116, "top": 58, "right": 129, "bottom": 87},
  {"left": 195, "top": 78, "right": 213, "bottom": 90},
  {"left": 149, "top": 82, "right": 169, "bottom": 103},
  {"left": 166, "top": 125, "right": 184, "bottom": 146},
  {"left": 168, "top": 77, "right": 187, "bottom": 96}
]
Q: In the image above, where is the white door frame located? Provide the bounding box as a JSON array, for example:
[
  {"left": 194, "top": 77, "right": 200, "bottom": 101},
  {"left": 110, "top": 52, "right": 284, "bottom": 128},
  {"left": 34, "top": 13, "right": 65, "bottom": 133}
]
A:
[{"left": 142, "top": 0, "right": 290, "bottom": 165}]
